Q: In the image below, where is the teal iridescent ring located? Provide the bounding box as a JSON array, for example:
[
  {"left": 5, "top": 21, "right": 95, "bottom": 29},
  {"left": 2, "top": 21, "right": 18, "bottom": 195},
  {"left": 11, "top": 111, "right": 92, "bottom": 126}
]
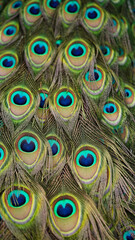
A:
[
  {"left": 47, "top": 0, "right": 61, "bottom": 9},
  {"left": 85, "top": 69, "right": 102, "bottom": 82},
  {"left": 100, "top": 46, "right": 110, "bottom": 56},
  {"left": 103, "top": 103, "right": 117, "bottom": 114},
  {"left": 76, "top": 150, "right": 96, "bottom": 167},
  {"left": 18, "top": 136, "right": 38, "bottom": 153},
  {"left": 48, "top": 139, "right": 60, "bottom": 156},
  {"left": 54, "top": 199, "right": 76, "bottom": 218},
  {"left": 57, "top": 91, "right": 74, "bottom": 107},
  {"left": 7, "top": 190, "right": 29, "bottom": 208},
  {"left": 3, "top": 26, "right": 16, "bottom": 36},
  {"left": 125, "top": 89, "right": 132, "bottom": 98},
  {"left": 0, "top": 148, "right": 4, "bottom": 161},
  {"left": 27, "top": 3, "right": 41, "bottom": 16},
  {"left": 0, "top": 56, "right": 16, "bottom": 68},
  {"left": 123, "top": 230, "right": 135, "bottom": 240},
  {"left": 11, "top": 91, "right": 30, "bottom": 106},
  {"left": 31, "top": 41, "right": 49, "bottom": 55},
  {"left": 65, "top": 1, "right": 80, "bottom": 13},
  {"left": 68, "top": 43, "right": 86, "bottom": 57},
  {"left": 85, "top": 7, "right": 100, "bottom": 20}
]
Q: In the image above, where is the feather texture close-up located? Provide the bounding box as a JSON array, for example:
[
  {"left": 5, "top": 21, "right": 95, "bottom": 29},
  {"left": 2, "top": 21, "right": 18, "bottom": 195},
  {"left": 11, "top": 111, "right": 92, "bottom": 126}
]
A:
[{"left": 0, "top": 0, "right": 135, "bottom": 239}]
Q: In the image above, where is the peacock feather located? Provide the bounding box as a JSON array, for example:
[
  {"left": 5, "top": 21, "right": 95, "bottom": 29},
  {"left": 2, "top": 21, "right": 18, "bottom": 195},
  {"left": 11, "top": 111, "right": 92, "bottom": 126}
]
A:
[{"left": 0, "top": 0, "right": 135, "bottom": 239}]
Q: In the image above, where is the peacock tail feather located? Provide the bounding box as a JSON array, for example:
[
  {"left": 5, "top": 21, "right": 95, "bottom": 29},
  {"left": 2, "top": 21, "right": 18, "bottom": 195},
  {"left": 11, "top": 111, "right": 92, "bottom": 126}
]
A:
[{"left": 0, "top": 0, "right": 135, "bottom": 239}]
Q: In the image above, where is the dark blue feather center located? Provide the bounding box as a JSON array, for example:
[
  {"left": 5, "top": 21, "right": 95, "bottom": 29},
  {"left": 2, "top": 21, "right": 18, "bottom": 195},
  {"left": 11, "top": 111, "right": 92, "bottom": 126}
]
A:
[
  {"left": 105, "top": 106, "right": 114, "bottom": 113},
  {"left": 101, "top": 46, "right": 108, "bottom": 55},
  {"left": 57, "top": 203, "right": 73, "bottom": 217},
  {"left": 59, "top": 95, "right": 72, "bottom": 106},
  {"left": 10, "top": 194, "right": 26, "bottom": 207},
  {"left": 88, "top": 10, "right": 97, "bottom": 19},
  {"left": 3, "top": 59, "right": 13, "bottom": 67},
  {"left": 49, "top": 0, "right": 60, "bottom": 8},
  {"left": 30, "top": 6, "right": 40, "bottom": 15},
  {"left": 67, "top": 4, "right": 77, "bottom": 13},
  {"left": 126, "top": 236, "right": 134, "bottom": 240},
  {"left": 13, "top": 1, "right": 21, "bottom": 8},
  {"left": 21, "top": 140, "right": 35, "bottom": 152},
  {"left": 79, "top": 154, "right": 94, "bottom": 167},
  {"left": 6, "top": 28, "right": 14, "bottom": 35},
  {"left": 34, "top": 44, "right": 46, "bottom": 54},
  {"left": 71, "top": 46, "right": 83, "bottom": 56},
  {"left": 51, "top": 143, "right": 58, "bottom": 155},
  {"left": 13, "top": 94, "right": 27, "bottom": 105},
  {"left": 94, "top": 72, "right": 99, "bottom": 80}
]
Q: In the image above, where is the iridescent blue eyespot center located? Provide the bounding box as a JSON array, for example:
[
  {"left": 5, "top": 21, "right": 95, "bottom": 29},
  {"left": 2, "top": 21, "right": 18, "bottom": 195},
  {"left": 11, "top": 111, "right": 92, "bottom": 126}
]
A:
[
  {"left": 39, "top": 93, "right": 48, "bottom": 108},
  {"left": 85, "top": 7, "right": 100, "bottom": 20},
  {"left": 112, "top": 19, "right": 117, "bottom": 26},
  {"left": 57, "top": 92, "right": 74, "bottom": 107},
  {"left": 112, "top": 77, "right": 116, "bottom": 85},
  {"left": 119, "top": 48, "right": 124, "bottom": 56},
  {"left": 85, "top": 69, "right": 102, "bottom": 82},
  {"left": 103, "top": 103, "right": 117, "bottom": 114},
  {"left": 12, "top": 1, "right": 22, "bottom": 9},
  {"left": 65, "top": 1, "right": 80, "bottom": 13},
  {"left": 54, "top": 199, "right": 76, "bottom": 218},
  {"left": 47, "top": 0, "right": 61, "bottom": 9},
  {"left": 124, "top": 89, "right": 132, "bottom": 98},
  {"left": 0, "top": 148, "right": 4, "bottom": 161},
  {"left": 18, "top": 136, "right": 38, "bottom": 153},
  {"left": 11, "top": 91, "right": 30, "bottom": 106},
  {"left": 69, "top": 43, "right": 86, "bottom": 57},
  {"left": 56, "top": 39, "right": 62, "bottom": 47},
  {"left": 7, "top": 190, "right": 29, "bottom": 208},
  {"left": 100, "top": 46, "right": 110, "bottom": 56},
  {"left": 76, "top": 150, "right": 96, "bottom": 167},
  {"left": 48, "top": 139, "right": 60, "bottom": 155},
  {"left": 27, "top": 3, "right": 41, "bottom": 16},
  {"left": 32, "top": 41, "right": 48, "bottom": 55},
  {"left": 4, "top": 26, "right": 16, "bottom": 36},
  {"left": 123, "top": 230, "right": 135, "bottom": 240},
  {"left": 1, "top": 56, "right": 16, "bottom": 68}
]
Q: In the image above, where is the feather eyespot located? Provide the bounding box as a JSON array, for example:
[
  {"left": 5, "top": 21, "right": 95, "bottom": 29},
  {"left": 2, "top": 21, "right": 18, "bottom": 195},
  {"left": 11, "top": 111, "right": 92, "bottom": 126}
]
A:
[
  {"left": 23, "top": 1, "right": 41, "bottom": 25},
  {"left": 123, "top": 229, "right": 135, "bottom": 240},
  {"left": 46, "top": 135, "right": 64, "bottom": 167},
  {"left": 15, "top": 132, "right": 42, "bottom": 167},
  {"left": 1, "top": 186, "right": 35, "bottom": 224},
  {"left": 124, "top": 85, "right": 135, "bottom": 108},
  {"left": 56, "top": 39, "right": 62, "bottom": 47},
  {"left": 62, "top": 0, "right": 80, "bottom": 24},
  {"left": 43, "top": 0, "right": 61, "bottom": 17},
  {"left": 110, "top": 16, "right": 120, "bottom": 36},
  {"left": 100, "top": 45, "right": 115, "bottom": 65},
  {"left": 82, "top": 3, "right": 105, "bottom": 32},
  {"left": 37, "top": 89, "right": 49, "bottom": 121},
  {"left": 118, "top": 48, "right": 127, "bottom": 66},
  {"left": 0, "top": 21, "right": 19, "bottom": 45},
  {"left": 102, "top": 99, "right": 122, "bottom": 126},
  {"left": 0, "top": 143, "right": 8, "bottom": 168},
  {"left": 8, "top": 0, "right": 22, "bottom": 17},
  {"left": 64, "top": 39, "right": 91, "bottom": 70},
  {"left": 54, "top": 88, "right": 77, "bottom": 118},
  {"left": 0, "top": 52, "right": 18, "bottom": 80},
  {"left": 50, "top": 194, "right": 81, "bottom": 236},
  {"left": 6, "top": 87, "right": 34, "bottom": 120},
  {"left": 26, "top": 37, "right": 52, "bottom": 70},
  {"left": 73, "top": 145, "right": 101, "bottom": 184},
  {"left": 83, "top": 65, "right": 106, "bottom": 96}
]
